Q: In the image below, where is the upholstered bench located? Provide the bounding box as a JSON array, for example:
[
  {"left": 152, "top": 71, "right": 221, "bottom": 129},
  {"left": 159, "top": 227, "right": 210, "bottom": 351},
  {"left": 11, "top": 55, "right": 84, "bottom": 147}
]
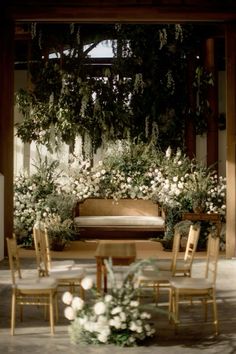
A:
[{"left": 74, "top": 198, "right": 165, "bottom": 240}]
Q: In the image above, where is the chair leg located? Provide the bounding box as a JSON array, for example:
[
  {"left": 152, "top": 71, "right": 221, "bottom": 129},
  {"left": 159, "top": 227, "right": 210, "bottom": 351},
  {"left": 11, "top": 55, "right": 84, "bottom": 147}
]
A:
[
  {"left": 174, "top": 290, "right": 180, "bottom": 334},
  {"left": 49, "top": 291, "right": 55, "bottom": 335},
  {"left": 212, "top": 291, "right": 219, "bottom": 335},
  {"left": 11, "top": 290, "right": 16, "bottom": 336}
]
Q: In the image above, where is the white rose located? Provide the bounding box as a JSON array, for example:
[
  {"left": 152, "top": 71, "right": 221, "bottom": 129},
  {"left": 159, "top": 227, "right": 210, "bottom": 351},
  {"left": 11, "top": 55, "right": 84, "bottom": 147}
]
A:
[
  {"left": 111, "top": 306, "right": 122, "bottom": 315},
  {"left": 104, "top": 294, "right": 113, "bottom": 302},
  {"left": 81, "top": 276, "right": 93, "bottom": 290},
  {"left": 94, "top": 301, "right": 106, "bottom": 315},
  {"left": 64, "top": 306, "right": 75, "bottom": 321},
  {"left": 97, "top": 332, "right": 108, "bottom": 343},
  {"left": 62, "top": 291, "right": 73, "bottom": 305},
  {"left": 119, "top": 311, "right": 126, "bottom": 322},
  {"left": 71, "top": 296, "right": 84, "bottom": 311}
]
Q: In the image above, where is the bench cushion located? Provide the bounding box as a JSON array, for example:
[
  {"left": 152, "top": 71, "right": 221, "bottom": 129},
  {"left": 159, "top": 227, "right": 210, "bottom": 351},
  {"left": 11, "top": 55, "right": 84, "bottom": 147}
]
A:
[{"left": 74, "top": 215, "right": 165, "bottom": 229}]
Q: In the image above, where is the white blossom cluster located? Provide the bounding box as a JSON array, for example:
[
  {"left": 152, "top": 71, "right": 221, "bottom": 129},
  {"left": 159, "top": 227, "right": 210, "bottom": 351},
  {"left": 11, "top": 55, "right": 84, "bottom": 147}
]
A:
[
  {"left": 14, "top": 144, "right": 227, "bottom": 247},
  {"left": 62, "top": 262, "right": 155, "bottom": 347}
]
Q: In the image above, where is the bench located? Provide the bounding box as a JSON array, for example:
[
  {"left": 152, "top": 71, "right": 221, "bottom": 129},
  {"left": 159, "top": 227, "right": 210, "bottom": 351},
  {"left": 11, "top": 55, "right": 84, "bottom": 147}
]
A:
[{"left": 74, "top": 198, "right": 165, "bottom": 240}]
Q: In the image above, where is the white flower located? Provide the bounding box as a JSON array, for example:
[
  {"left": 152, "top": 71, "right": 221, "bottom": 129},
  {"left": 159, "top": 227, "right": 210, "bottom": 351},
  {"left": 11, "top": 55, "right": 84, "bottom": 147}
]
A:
[
  {"left": 64, "top": 306, "right": 75, "bottom": 321},
  {"left": 94, "top": 301, "right": 106, "bottom": 315},
  {"left": 71, "top": 296, "right": 84, "bottom": 311},
  {"left": 166, "top": 146, "right": 171, "bottom": 158},
  {"left": 81, "top": 276, "right": 93, "bottom": 290},
  {"left": 140, "top": 312, "right": 151, "bottom": 319},
  {"left": 62, "top": 291, "right": 73, "bottom": 305},
  {"left": 119, "top": 311, "right": 126, "bottom": 322},
  {"left": 129, "top": 321, "right": 137, "bottom": 331},
  {"left": 84, "top": 321, "right": 95, "bottom": 332},
  {"left": 97, "top": 332, "right": 109, "bottom": 343},
  {"left": 109, "top": 316, "right": 122, "bottom": 329},
  {"left": 130, "top": 300, "right": 139, "bottom": 307},
  {"left": 104, "top": 294, "right": 113, "bottom": 302},
  {"left": 111, "top": 306, "right": 122, "bottom": 315}
]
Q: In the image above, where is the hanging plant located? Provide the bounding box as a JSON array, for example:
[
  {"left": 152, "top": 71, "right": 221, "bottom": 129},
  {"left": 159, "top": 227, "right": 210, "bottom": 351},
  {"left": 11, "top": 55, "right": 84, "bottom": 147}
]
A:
[
  {"left": 15, "top": 23, "right": 213, "bottom": 154},
  {"left": 193, "top": 66, "right": 214, "bottom": 134}
]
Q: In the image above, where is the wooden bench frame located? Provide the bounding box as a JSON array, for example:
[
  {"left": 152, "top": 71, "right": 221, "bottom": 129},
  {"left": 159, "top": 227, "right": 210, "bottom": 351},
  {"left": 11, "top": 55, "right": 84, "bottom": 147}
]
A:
[{"left": 74, "top": 198, "right": 165, "bottom": 240}]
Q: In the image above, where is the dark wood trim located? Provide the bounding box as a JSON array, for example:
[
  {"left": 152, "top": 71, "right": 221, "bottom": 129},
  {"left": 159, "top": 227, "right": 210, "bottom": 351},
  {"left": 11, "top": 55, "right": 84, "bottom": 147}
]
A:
[
  {"left": 225, "top": 24, "right": 236, "bottom": 258},
  {"left": 6, "top": 4, "right": 236, "bottom": 23},
  {"left": 0, "top": 19, "right": 15, "bottom": 255}
]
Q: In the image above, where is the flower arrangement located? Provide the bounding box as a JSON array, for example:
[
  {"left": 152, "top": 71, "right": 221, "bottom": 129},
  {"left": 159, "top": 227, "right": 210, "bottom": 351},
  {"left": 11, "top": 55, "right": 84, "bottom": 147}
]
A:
[
  {"left": 14, "top": 140, "right": 226, "bottom": 248},
  {"left": 44, "top": 214, "right": 76, "bottom": 251},
  {"left": 62, "top": 260, "right": 155, "bottom": 347}
]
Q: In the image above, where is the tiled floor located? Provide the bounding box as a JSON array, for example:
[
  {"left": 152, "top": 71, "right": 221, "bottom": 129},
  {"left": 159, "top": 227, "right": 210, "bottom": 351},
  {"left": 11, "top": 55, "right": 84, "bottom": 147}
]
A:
[{"left": 0, "top": 241, "right": 236, "bottom": 353}]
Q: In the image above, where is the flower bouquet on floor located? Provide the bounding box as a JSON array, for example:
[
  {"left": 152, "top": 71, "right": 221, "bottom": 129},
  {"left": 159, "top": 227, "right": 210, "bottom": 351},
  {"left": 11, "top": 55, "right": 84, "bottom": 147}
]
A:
[{"left": 62, "top": 259, "right": 155, "bottom": 347}]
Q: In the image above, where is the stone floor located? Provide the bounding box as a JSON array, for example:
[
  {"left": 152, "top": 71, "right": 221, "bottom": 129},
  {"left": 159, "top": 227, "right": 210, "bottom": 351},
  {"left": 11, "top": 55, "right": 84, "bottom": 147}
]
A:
[{"left": 0, "top": 241, "right": 236, "bottom": 353}]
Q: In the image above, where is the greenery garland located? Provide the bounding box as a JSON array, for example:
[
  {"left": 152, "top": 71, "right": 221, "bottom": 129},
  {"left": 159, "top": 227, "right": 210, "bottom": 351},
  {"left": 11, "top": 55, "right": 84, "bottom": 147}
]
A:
[{"left": 15, "top": 23, "right": 213, "bottom": 154}]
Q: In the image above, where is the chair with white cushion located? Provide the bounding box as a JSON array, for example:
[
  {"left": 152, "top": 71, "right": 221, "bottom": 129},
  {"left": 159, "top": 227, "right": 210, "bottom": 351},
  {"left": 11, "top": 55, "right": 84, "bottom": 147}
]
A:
[
  {"left": 33, "top": 223, "right": 75, "bottom": 274},
  {"left": 33, "top": 224, "right": 86, "bottom": 297},
  {"left": 7, "top": 236, "right": 58, "bottom": 335},
  {"left": 137, "top": 223, "right": 200, "bottom": 304},
  {"left": 169, "top": 232, "right": 220, "bottom": 335}
]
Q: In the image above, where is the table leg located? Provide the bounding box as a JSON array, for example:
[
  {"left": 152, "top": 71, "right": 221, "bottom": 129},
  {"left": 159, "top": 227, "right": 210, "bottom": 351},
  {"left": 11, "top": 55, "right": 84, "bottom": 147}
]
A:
[
  {"left": 96, "top": 258, "right": 102, "bottom": 293},
  {"left": 103, "top": 264, "right": 107, "bottom": 293}
]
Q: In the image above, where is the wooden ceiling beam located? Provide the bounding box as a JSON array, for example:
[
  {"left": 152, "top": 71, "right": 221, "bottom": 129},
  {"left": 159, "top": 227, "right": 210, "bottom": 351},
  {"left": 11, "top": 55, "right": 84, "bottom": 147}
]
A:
[{"left": 7, "top": 5, "right": 236, "bottom": 23}]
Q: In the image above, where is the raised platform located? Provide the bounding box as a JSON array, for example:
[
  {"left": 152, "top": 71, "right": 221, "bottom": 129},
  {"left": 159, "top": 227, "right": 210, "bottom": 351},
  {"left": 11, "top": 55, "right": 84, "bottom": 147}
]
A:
[{"left": 18, "top": 240, "right": 208, "bottom": 260}]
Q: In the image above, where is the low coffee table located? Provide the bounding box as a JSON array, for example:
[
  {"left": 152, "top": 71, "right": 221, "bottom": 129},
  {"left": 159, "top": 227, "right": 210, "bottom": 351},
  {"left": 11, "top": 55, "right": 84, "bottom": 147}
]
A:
[{"left": 95, "top": 241, "right": 137, "bottom": 292}]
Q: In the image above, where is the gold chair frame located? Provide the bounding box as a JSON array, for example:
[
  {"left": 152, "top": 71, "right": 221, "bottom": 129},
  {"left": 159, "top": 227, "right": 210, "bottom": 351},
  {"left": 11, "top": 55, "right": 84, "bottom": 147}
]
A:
[
  {"left": 33, "top": 226, "right": 85, "bottom": 297},
  {"left": 169, "top": 232, "right": 220, "bottom": 335},
  {"left": 137, "top": 223, "right": 200, "bottom": 304},
  {"left": 7, "top": 236, "right": 57, "bottom": 335}
]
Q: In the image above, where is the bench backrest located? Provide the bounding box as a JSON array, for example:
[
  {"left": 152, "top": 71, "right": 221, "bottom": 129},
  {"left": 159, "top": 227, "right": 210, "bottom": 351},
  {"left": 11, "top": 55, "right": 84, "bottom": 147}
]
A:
[{"left": 76, "top": 198, "right": 163, "bottom": 217}]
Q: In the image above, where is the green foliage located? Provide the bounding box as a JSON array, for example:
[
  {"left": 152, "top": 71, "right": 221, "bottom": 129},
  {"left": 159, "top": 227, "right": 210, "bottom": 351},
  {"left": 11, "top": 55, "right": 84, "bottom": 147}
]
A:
[{"left": 15, "top": 24, "right": 213, "bottom": 154}]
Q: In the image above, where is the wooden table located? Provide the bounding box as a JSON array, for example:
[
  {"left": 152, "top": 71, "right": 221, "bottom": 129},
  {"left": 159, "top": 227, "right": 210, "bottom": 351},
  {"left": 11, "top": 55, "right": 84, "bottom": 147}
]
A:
[
  {"left": 182, "top": 212, "right": 222, "bottom": 236},
  {"left": 95, "top": 241, "right": 137, "bottom": 292}
]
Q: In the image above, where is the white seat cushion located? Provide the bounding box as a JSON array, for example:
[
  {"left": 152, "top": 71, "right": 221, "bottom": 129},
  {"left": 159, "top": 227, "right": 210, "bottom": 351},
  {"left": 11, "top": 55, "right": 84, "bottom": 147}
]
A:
[
  {"left": 137, "top": 270, "right": 173, "bottom": 284},
  {"left": 15, "top": 277, "right": 57, "bottom": 290},
  {"left": 49, "top": 267, "right": 86, "bottom": 280},
  {"left": 74, "top": 215, "right": 165, "bottom": 228},
  {"left": 50, "top": 260, "right": 75, "bottom": 270},
  {"left": 170, "top": 277, "right": 213, "bottom": 290}
]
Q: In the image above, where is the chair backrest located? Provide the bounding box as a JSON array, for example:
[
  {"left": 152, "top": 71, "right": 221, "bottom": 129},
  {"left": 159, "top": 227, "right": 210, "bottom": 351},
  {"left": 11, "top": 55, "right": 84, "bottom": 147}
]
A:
[
  {"left": 183, "top": 223, "right": 201, "bottom": 264},
  {"left": 7, "top": 236, "right": 22, "bottom": 285},
  {"left": 170, "top": 229, "right": 181, "bottom": 272},
  {"left": 205, "top": 232, "right": 220, "bottom": 284},
  {"left": 33, "top": 223, "right": 50, "bottom": 276}
]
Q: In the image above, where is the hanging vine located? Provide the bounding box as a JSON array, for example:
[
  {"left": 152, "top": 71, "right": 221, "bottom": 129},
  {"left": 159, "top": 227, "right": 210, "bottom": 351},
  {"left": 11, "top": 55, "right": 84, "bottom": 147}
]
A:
[{"left": 15, "top": 23, "right": 213, "bottom": 154}]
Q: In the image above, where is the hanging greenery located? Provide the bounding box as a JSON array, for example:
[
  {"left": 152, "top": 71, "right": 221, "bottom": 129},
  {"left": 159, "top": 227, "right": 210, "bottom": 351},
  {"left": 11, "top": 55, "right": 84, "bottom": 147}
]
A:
[{"left": 15, "top": 23, "right": 213, "bottom": 154}]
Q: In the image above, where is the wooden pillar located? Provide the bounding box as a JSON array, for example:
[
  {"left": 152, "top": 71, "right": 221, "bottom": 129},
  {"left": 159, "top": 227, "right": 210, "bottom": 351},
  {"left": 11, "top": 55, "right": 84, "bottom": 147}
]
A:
[
  {"left": 204, "top": 38, "right": 219, "bottom": 169},
  {"left": 225, "top": 25, "right": 236, "bottom": 258},
  {"left": 0, "top": 17, "right": 14, "bottom": 255}
]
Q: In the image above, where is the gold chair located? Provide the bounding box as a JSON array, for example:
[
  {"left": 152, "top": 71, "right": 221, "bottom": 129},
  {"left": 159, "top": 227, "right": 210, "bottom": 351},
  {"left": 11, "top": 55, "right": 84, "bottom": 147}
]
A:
[
  {"left": 155, "top": 223, "right": 201, "bottom": 276},
  {"left": 33, "top": 224, "right": 86, "bottom": 297},
  {"left": 137, "top": 224, "right": 200, "bottom": 304},
  {"left": 7, "top": 236, "right": 58, "bottom": 335},
  {"left": 33, "top": 223, "right": 75, "bottom": 273},
  {"left": 169, "top": 232, "right": 220, "bottom": 335}
]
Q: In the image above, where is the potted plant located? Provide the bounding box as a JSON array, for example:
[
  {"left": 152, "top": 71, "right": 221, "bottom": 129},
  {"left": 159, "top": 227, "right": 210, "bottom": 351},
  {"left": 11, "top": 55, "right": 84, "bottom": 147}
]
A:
[
  {"left": 185, "top": 163, "right": 215, "bottom": 213},
  {"left": 43, "top": 193, "right": 77, "bottom": 251},
  {"left": 44, "top": 213, "right": 76, "bottom": 251}
]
